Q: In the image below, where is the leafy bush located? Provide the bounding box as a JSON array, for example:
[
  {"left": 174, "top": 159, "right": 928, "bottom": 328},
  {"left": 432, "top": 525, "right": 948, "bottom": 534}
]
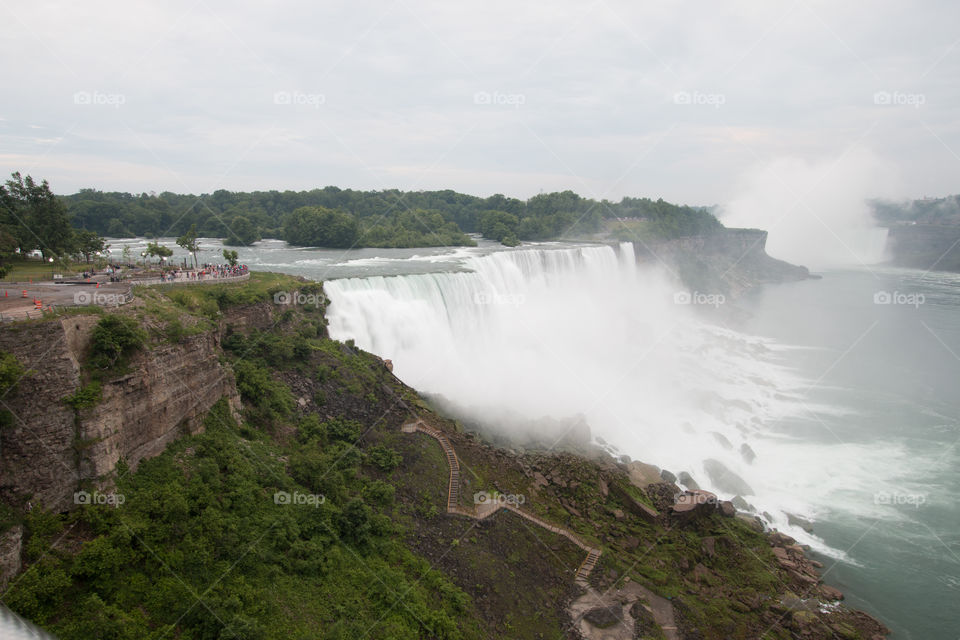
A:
[
  {"left": 0, "top": 351, "right": 25, "bottom": 396},
  {"left": 367, "top": 445, "right": 402, "bottom": 472},
  {"left": 64, "top": 382, "right": 102, "bottom": 410},
  {"left": 89, "top": 315, "right": 147, "bottom": 369}
]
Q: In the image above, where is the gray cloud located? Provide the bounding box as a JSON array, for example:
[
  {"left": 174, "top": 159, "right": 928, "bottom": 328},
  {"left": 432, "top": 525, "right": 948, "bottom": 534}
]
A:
[{"left": 0, "top": 0, "right": 957, "bottom": 204}]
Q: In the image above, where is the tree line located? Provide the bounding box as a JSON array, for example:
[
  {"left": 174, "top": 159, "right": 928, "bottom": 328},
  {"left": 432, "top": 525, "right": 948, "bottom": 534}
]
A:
[{"left": 2, "top": 172, "right": 724, "bottom": 272}]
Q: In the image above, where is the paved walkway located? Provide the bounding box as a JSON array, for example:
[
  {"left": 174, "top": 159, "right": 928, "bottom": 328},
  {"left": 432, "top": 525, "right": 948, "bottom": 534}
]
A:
[{"left": 402, "top": 418, "right": 601, "bottom": 584}]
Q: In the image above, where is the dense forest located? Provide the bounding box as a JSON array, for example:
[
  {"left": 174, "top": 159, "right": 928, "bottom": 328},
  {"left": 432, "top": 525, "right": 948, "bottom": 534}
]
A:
[
  {"left": 61, "top": 185, "right": 722, "bottom": 247},
  {"left": 0, "top": 171, "right": 723, "bottom": 266}
]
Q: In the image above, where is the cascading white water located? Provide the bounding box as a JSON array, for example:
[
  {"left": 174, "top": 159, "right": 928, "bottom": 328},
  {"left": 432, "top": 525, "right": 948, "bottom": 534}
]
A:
[{"left": 324, "top": 242, "right": 859, "bottom": 557}]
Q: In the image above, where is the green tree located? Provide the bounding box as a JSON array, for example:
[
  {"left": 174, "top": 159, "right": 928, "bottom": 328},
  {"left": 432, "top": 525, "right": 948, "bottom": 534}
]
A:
[
  {"left": 74, "top": 229, "right": 108, "bottom": 263},
  {"left": 282, "top": 206, "right": 359, "bottom": 248},
  {"left": 224, "top": 216, "right": 259, "bottom": 246},
  {"left": 222, "top": 249, "right": 239, "bottom": 266},
  {"left": 145, "top": 242, "right": 173, "bottom": 265},
  {"left": 0, "top": 172, "right": 73, "bottom": 258},
  {"left": 176, "top": 224, "right": 200, "bottom": 268}
]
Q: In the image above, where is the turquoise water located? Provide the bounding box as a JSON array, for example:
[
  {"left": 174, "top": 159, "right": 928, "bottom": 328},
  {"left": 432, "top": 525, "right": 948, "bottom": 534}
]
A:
[{"left": 739, "top": 267, "right": 960, "bottom": 639}]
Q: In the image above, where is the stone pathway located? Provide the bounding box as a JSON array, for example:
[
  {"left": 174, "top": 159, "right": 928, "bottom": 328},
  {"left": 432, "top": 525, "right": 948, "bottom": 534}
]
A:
[
  {"left": 403, "top": 417, "right": 680, "bottom": 638},
  {"left": 402, "top": 418, "right": 602, "bottom": 584}
]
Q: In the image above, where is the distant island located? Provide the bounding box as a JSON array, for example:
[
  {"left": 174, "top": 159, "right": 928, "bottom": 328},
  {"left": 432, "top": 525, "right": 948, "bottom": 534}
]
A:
[{"left": 60, "top": 184, "right": 721, "bottom": 248}]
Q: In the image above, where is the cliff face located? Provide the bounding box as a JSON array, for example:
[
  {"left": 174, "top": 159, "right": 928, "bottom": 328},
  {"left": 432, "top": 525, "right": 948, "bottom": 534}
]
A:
[
  {"left": 0, "top": 315, "right": 241, "bottom": 512},
  {"left": 886, "top": 224, "right": 960, "bottom": 272},
  {"left": 634, "top": 228, "right": 811, "bottom": 297}
]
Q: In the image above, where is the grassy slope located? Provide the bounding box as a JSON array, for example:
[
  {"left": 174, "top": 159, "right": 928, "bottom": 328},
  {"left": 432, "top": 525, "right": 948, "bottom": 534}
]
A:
[{"left": 0, "top": 274, "right": 878, "bottom": 639}]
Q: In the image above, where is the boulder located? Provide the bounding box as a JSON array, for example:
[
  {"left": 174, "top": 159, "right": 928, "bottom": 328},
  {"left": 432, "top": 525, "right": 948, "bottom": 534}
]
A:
[
  {"left": 626, "top": 461, "right": 662, "bottom": 488},
  {"left": 787, "top": 512, "right": 815, "bottom": 533},
  {"left": 582, "top": 605, "right": 622, "bottom": 629},
  {"left": 820, "top": 585, "right": 844, "bottom": 601},
  {"left": 731, "top": 495, "right": 753, "bottom": 511},
  {"left": 740, "top": 443, "right": 757, "bottom": 464},
  {"left": 677, "top": 471, "right": 700, "bottom": 490},
  {"left": 719, "top": 501, "right": 736, "bottom": 517},
  {"left": 660, "top": 469, "right": 677, "bottom": 484},
  {"left": 609, "top": 482, "right": 660, "bottom": 523},
  {"left": 710, "top": 431, "right": 733, "bottom": 450},
  {"left": 703, "top": 458, "right": 755, "bottom": 496},
  {"left": 671, "top": 490, "right": 718, "bottom": 520}
]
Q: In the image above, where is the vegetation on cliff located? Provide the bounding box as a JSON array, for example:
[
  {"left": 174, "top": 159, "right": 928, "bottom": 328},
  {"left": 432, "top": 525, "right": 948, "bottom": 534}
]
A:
[{"left": 0, "top": 275, "right": 886, "bottom": 639}]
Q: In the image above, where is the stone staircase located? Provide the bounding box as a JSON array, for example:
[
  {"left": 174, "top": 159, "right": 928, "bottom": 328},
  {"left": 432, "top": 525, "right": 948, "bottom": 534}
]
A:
[{"left": 402, "top": 418, "right": 602, "bottom": 584}]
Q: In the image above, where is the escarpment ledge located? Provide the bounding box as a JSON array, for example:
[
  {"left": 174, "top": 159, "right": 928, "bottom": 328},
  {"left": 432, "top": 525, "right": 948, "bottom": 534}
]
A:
[
  {"left": 634, "top": 228, "right": 813, "bottom": 298},
  {"left": 0, "top": 314, "right": 241, "bottom": 512}
]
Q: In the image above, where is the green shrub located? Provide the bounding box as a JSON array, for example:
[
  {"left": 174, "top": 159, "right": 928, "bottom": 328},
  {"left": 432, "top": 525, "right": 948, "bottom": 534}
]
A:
[
  {"left": 90, "top": 315, "right": 146, "bottom": 369},
  {"left": 64, "top": 382, "right": 102, "bottom": 410},
  {"left": 367, "top": 445, "right": 402, "bottom": 472},
  {"left": 0, "top": 351, "right": 25, "bottom": 396}
]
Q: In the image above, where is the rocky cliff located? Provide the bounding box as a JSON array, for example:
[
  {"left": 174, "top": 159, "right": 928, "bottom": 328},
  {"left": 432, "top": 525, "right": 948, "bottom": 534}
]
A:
[
  {"left": 0, "top": 313, "right": 241, "bottom": 513},
  {"left": 885, "top": 223, "right": 960, "bottom": 272},
  {"left": 635, "top": 228, "right": 812, "bottom": 297}
]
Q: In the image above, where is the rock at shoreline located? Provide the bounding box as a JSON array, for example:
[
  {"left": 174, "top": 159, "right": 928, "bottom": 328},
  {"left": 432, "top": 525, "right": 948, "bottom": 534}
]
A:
[
  {"left": 660, "top": 469, "right": 677, "bottom": 484},
  {"left": 703, "top": 458, "right": 755, "bottom": 496},
  {"left": 678, "top": 471, "right": 700, "bottom": 490}
]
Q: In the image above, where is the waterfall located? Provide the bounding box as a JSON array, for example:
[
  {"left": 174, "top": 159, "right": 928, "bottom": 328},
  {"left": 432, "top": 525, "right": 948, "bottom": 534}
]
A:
[{"left": 325, "top": 242, "right": 853, "bottom": 558}]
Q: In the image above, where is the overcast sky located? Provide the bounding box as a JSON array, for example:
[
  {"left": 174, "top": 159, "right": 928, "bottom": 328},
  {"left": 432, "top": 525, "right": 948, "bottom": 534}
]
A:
[{"left": 1, "top": 0, "right": 958, "bottom": 206}]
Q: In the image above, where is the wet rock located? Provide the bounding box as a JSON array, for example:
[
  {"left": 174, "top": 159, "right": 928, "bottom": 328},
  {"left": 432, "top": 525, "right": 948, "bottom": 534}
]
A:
[
  {"left": 740, "top": 443, "right": 756, "bottom": 464},
  {"left": 583, "top": 605, "right": 623, "bottom": 629},
  {"left": 677, "top": 471, "right": 700, "bottom": 490},
  {"left": 719, "top": 501, "right": 736, "bottom": 517},
  {"left": 787, "top": 512, "right": 815, "bottom": 533},
  {"left": 731, "top": 495, "right": 752, "bottom": 511},
  {"left": 711, "top": 431, "right": 733, "bottom": 450},
  {"left": 769, "top": 531, "right": 796, "bottom": 547},
  {"left": 660, "top": 469, "right": 677, "bottom": 483},
  {"left": 703, "top": 458, "right": 755, "bottom": 496},
  {"left": 820, "top": 585, "right": 844, "bottom": 601}
]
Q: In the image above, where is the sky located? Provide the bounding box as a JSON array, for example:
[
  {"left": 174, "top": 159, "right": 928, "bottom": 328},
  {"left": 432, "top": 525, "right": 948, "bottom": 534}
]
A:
[{"left": 1, "top": 0, "right": 958, "bottom": 207}]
